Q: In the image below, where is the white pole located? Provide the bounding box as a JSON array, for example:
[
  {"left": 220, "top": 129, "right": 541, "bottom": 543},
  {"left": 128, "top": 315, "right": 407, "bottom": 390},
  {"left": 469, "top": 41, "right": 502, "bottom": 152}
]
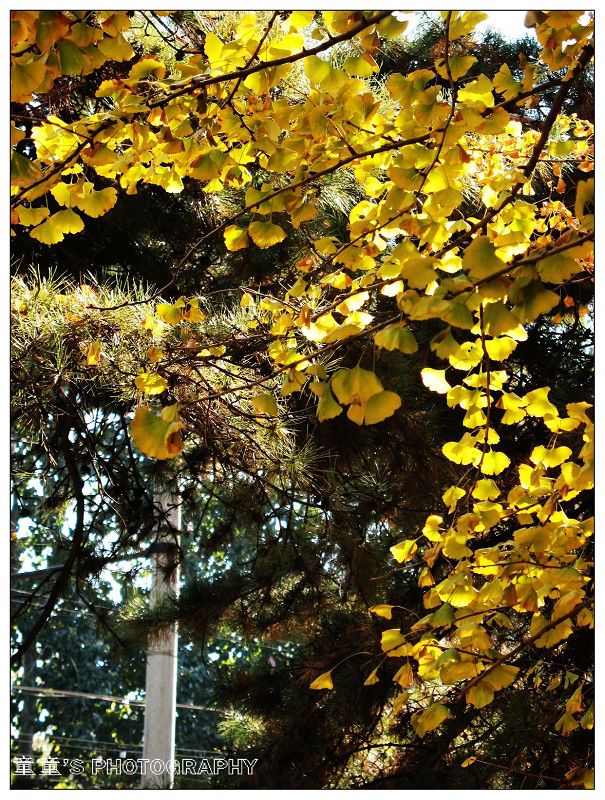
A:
[{"left": 141, "top": 484, "right": 180, "bottom": 789}]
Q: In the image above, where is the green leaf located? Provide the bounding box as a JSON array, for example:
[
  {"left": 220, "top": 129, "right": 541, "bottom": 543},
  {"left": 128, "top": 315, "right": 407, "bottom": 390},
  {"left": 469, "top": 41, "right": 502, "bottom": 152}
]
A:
[
  {"left": 10, "top": 150, "right": 42, "bottom": 187},
  {"left": 58, "top": 39, "right": 89, "bottom": 75}
]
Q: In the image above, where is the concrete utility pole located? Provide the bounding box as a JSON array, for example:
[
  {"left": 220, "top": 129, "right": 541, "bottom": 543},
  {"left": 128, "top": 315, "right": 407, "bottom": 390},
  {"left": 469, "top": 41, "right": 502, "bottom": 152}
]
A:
[{"left": 141, "top": 482, "right": 181, "bottom": 789}]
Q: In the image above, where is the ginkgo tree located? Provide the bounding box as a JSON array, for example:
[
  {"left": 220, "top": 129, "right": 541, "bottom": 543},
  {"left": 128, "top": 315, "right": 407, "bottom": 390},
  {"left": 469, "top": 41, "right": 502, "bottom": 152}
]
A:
[{"left": 11, "top": 9, "right": 594, "bottom": 789}]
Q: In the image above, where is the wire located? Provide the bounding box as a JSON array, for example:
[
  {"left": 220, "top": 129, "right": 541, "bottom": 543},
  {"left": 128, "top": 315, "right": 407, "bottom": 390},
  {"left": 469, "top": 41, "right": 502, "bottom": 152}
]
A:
[
  {"left": 13, "top": 734, "right": 224, "bottom": 758},
  {"left": 12, "top": 684, "right": 229, "bottom": 715}
]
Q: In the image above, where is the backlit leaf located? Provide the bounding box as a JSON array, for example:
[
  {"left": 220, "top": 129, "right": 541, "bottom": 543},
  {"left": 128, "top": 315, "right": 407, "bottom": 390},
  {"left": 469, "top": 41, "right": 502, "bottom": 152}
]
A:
[
  {"left": 224, "top": 225, "right": 250, "bottom": 251},
  {"left": 29, "top": 209, "right": 84, "bottom": 245},
  {"left": 248, "top": 221, "right": 287, "bottom": 249},
  {"left": 251, "top": 393, "right": 279, "bottom": 417},
  {"left": 421, "top": 368, "right": 451, "bottom": 394},
  {"left": 411, "top": 703, "right": 452, "bottom": 737},
  {"left": 135, "top": 372, "right": 168, "bottom": 395},
  {"left": 391, "top": 539, "right": 418, "bottom": 564},
  {"left": 131, "top": 404, "right": 184, "bottom": 460},
  {"left": 309, "top": 671, "right": 333, "bottom": 690}
]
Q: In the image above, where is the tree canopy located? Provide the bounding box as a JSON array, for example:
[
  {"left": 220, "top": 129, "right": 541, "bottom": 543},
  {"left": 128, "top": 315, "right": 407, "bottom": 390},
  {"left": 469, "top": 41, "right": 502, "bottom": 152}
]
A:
[{"left": 11, "top": 10, "right": 594, "bottom": 790}]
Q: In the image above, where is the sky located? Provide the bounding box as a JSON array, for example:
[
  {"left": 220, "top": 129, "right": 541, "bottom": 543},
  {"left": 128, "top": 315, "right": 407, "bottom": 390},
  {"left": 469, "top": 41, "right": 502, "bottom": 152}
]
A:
[
  {"left": 476, "top": 11, "right": 536, "bottom": 40},
  {"left": 403, "top": 10, "right": 536, "bottom": 42}
]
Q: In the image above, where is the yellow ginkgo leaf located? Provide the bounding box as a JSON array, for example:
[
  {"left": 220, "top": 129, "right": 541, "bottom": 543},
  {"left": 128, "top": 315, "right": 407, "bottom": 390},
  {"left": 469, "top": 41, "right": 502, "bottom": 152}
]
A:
[
  {"left": 128, "top": 56, "right": 166, "bottom": 80},
  {"left": 374, "top": 324, "right": 418, "bottom": 354},
  {"left": 135, "top": 372, "right": 168, "bottom": 395},
  {"left": 11, "top": 150, "right": 42, "bottom": 187},
  {"left": 466, "top": 681, "right": 494, "bottom": 709},
  {"left": 421, "top": 368, "right": 451, "bottom": 394},
  {"left": 530, "top": 445, "right": 572, "bottom": 468},
  {"left": 435, "top": 55, "right": 477, "bottom": 81},
  {"left": 472, "top": 479, "right": 500, "bottom": 501},
  {"left": 97, "top": 33, "right": 135, "bottom": 62},
  {"left": 524, "top": 387, "right": 558, "bottom": 419},
  {"left": 411, "top": 703, "right": 452, "bottom": 737},
  {"left": 484, "top": 337, "right": 518, "bottom": 361},
  {"left": 157, "top": 299, "right": 186, "bottom": 324},
  {"left": 29, "top": 209, "right": 84, "bottom": 245},
  {"left": 391, "top": 538, "right": 418, "bottom": 563},
  {"left": 343, "top": 53, "right": 378, "bottom": 77},
  {"left": 51, "top": 181, "right": 74, "bottom": 207},
  {"left": 286, "top": 10, "right": 314, "bottom": 31},
  {"left": 182, "top": 298, "right": 206, "bottom": 323},
  {"left": 304, "top": 54, "right": 332, "bottom": 86},
  {"left": 131, "top": 404, "right": 184, "bottom": 460},
  {"left": 363, "top": 668, "right": 380, "bottom": 686},
  {"left": 352, "top": 390, "right": 401, "bottom": 426},
  {"left": 462, "top": 235, "right": 505, "bottom": 281},
  {"left": 485, "top": 664, "right": 519, "bottom": 691},
  {"left": 392, "top": 691, "right": 411, "bottom": 713},
  {"left": 442, "top": 485, "right": 465, "bottom": 513},
  {"left": 198, "top": 345, "right": 226, "bottom": 357},
  {"left": 224, "top": 224, "right": 249, "bottom": 251},
  {"left": 441, "top": 660, "right": 480, "bottom": 685},
  {"left": 442, "top": 436, "right": 482, "bottom": 466},
  {"left": 15, "top": 205, "right": 50, "bottom": 227},
  {"left": 496, "top": 392, "right": 527, "bottom": 424},
  {"left": 381, "top": 629, "right": 406, "bottom": 654},
  {"left": 251, "top": 393, "right": 279, "bottom": 417},
  {"left": 448, "top": 11, "right": 488, "bottom": 39},
  {"left": 11, "top": 55, "right": 47, "bottom": 101},
  {"left": 480, "top": 450, "right": 511, "bottom": 476},
  {"left": 73, "top": 185, "right": 118, "bottom": 218},
  {"left": 369, "top": 605, "right": 394, "bottom": 620},
  {"left": 331, "top": 366, "right": 382, "bottom": 405},
  {"left": 442, "top": 531, "right": 472, "bottom": 560},
  {"left": 393, "top": 662, "right": 414, "bottom": 688},
  {"left": 309, "top": 671, "right": 333, "bottom": 690},
  {"left": 555, "top": 712, "right": 579, "bottom": 735},
  {"left": 482, "top": 302, "right": 522, "bottom": 338},
  {"left": 314, "top": 383, "right": 343, "bottom": 422},
  {"left": 86, "top": 341, "right": 101, "bottom": 365},
  {"left": 248, "top": 221, "right": 286, "bottom": 249}
]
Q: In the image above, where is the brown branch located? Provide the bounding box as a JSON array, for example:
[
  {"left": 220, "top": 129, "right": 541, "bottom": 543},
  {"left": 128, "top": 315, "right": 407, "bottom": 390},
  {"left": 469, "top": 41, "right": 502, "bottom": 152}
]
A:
[
  {"left": 224, "top": 11, "right": 279, "bottom": 106},
  {"left": 146, "top": 11, "right": 393, "bottom": 109},
  {"left": 455, "top": 598, "right": 591, "bottom": 703}
]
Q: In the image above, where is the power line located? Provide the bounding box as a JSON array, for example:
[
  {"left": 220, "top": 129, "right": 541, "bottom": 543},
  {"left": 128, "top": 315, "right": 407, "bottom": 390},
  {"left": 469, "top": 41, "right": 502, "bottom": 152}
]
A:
[
  {"left": 13, "top": 734, "right": 224, "bottom": 758},
  {"left": 11, "top": 685, "right": 229, "bottom": 715}
]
